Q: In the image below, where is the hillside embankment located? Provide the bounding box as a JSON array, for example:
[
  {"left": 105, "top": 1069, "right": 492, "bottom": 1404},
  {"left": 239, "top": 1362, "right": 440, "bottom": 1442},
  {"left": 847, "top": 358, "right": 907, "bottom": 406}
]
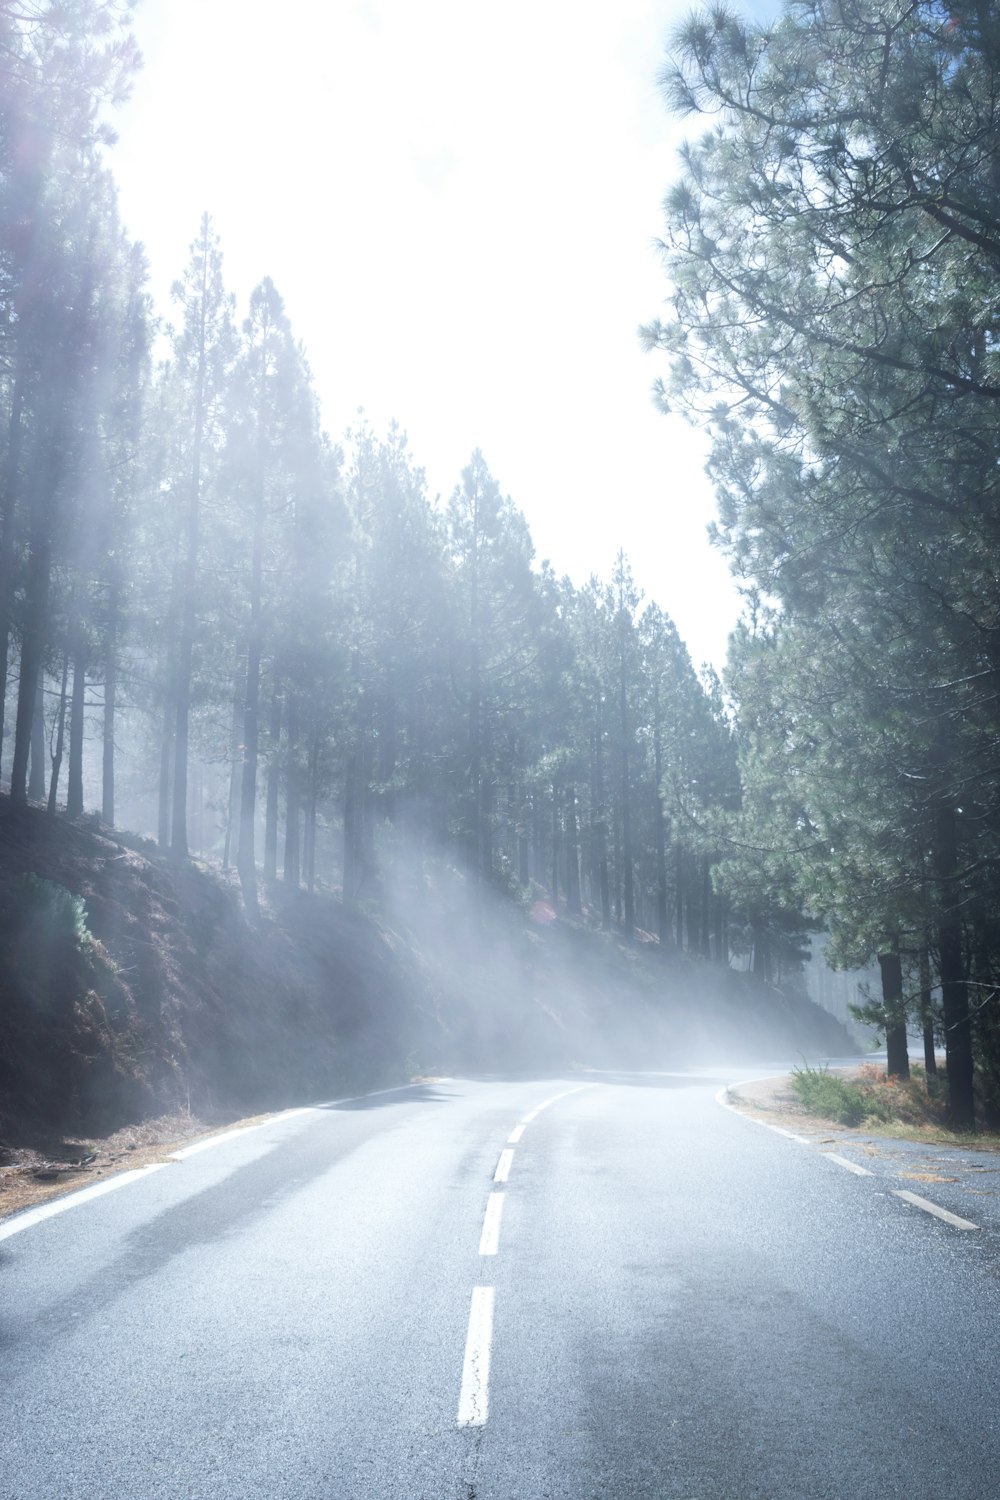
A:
[{"left": 0, "top": 796, "right": 853, "bottom": 1156}]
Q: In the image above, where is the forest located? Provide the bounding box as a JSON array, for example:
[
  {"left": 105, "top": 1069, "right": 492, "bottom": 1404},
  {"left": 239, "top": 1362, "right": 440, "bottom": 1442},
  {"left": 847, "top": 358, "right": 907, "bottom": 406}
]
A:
[{"left": 1, "top": 1, "right": 998, "bottom": 1128}]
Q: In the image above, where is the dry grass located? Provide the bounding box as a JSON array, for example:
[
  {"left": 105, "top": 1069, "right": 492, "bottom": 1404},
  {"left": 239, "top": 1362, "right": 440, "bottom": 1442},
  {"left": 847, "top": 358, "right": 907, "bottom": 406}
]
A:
[
  {"left": 733, "top": 1066, "right": 1000, "bottom": 1150},
  {"left": 0, "top": 1107, "right": 277, "bottom": 1221},
  {"left": 789, "top": 1061, "right": 1000, "bottom": 1148}
]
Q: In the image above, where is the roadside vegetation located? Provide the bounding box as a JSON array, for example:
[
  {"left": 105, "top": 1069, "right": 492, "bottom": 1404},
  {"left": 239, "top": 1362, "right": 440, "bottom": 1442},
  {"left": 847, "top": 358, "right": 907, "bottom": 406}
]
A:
[
  {"left": 788, "top": 1063, "right": 994, "bottom": 1144},
  {"left": 645, "top": 0, "right": 1000, "bottom": 1131}
]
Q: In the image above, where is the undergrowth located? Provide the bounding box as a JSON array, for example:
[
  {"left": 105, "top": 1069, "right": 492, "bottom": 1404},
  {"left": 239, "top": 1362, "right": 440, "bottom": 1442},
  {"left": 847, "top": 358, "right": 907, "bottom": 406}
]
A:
[{"left": 791, "top": 1062, "right": 954, "bottom": 1131}]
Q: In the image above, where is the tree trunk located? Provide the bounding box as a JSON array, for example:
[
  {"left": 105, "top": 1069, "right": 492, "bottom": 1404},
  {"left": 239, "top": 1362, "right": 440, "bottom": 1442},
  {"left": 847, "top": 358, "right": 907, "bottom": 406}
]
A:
[
  {"left": 531, "top": 790, "right": 544, "bottom": 886},
  {"left": 592, "top": 722, "right": 611, "bottom": 929},
  {"left": 158, "top": 696, "right": 173, "bottom": 850},
  {"left": 11, "top": 530, "right": 53, "bottom": 806},
  {"left": 377, "top": 683, "right": 398, "bottom": 827},
  {"left": 238, "top": 628, "right": 262, "bottom": 918},
  {"left": 264, "top": 675, "right": 281, "bottom": 882},
  {"left": 654, "top": 792, "right": 668, "bottom": 946},
  {"left": 28, "top": 675, "right": 46, "bottom": 802},
  {"left": 66, "top": 629, "right": 86, "bottom": 818},
  {"left": 688, "top": 857, "right": 701, "bottom": 956},
  {"left": 751, "top": 911, "right": 769, "bottom": 981},
  {"left": 237, "top": 476, "right": 265, "bottom": 919},
  {"left": 935, "top": 801, "right": 975, "bottom": 1128},
  {"left": 0, "top": 365, "right": 25, "bottom": 778},
  {"left": 192, "top": 759, "right": 204, "bottom": 854},
  {"left": 517, "top": 784, "right": 530, "bottom": 888},
  {"left": 237, "top": 631, "right": 261, "bottom": 917},
  {"left": 343, "top": 749, "right": 359, "bottom": 905},
  {"left": 566, "top": 785, "right": 582, "bottom": 916},
  {"left": 102, "top": 650, "right": 116, "bottom": 827},
  {"left": 619, "top": 660, "right": 634, "bottom": 941},
  {"left": 479, "top": 773, "right": 492, "bottom": 884},
  {"left": 158, "top": 513, "right": 183, "bottom": 851},
  {"left": 878, "top": 946, "right": 909, "bottom": 1080},
  {"left": 360, "top": 725, "right": 376, "bottom": 886},
  {"left": 306, "top": 724, "right": 319, "bottom": 894},
  {"left": 171, "top": 635, "right": 193, "bottom": 859},
  {"left": 551, "top": 782, "right": 561, "bottom": 906},
  {"left": 171, "top": 223, "right": 210, "bottom": 863},
  {"left": 716, "top": 895, "right": 729, "bottom": 966},
  {"left": 284, "top": 691, "right": 300, "bottom": 886},
  {"left": 11, "top": 271, "right": 86, "bottom": 805},
  {"left": 919, "top": 941, "right": 937, "bottom": 1077},
  {"left": 467, "top": 485, "right": 483, "bottom": 881},
  {"left": 222, "top": 689, "right": 242, "bottom": 870},
  {"left": 651, "top": 680, "right": 669, "bottom": 945},
  {"left": 47, "top": 650, "right": 70, "bottom": 816}
]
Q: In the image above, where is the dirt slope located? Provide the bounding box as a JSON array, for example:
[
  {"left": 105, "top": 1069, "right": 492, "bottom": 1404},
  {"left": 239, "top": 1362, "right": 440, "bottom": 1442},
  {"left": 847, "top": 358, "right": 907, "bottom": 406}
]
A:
[
  {"left": 0, "top": 799, "right": 421, "bottom": 1140},
  {"left": 0, "top": 797, "right": 853, "bottom": 1147}
]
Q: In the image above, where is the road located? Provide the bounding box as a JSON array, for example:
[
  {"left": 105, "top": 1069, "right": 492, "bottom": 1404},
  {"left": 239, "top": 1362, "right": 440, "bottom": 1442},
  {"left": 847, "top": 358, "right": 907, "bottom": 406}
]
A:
[{"left": 2, "top": 1070, "right": 999, "bottom": 1499}]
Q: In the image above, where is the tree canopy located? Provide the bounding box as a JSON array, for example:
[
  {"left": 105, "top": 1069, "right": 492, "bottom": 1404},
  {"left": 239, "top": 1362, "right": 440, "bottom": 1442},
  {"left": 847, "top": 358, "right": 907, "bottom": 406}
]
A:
[{"left": 644, "top": 0, "right": 1000, "bottom": 1125}]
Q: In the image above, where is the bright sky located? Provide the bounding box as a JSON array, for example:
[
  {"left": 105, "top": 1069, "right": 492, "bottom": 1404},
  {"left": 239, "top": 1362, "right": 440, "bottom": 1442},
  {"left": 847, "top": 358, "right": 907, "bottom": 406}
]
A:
[{"left": 112, "top": 0, "right": 748, "bottom": 672}]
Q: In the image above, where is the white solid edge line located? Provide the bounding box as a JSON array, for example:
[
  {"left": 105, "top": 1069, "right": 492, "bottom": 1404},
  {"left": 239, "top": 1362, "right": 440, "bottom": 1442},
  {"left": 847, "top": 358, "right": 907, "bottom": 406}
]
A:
[
  {"left": 773, "top": 1126, "right": 814, "bottom": 1144},
  {"left": 0, "top": 1164, "right": 169, "bottom": 1243},
  {"left": 479, "top": 1193, "right": 505, "bottom": 1255},
  {"left": 1, "top": 1082, "right": 425, "bottom": 1237},
  {"left": 893, "top": 1189, "right": 979, "bottom": 1231},
  {"left": 457, "top": 1286, "right": 495, "bottom": 1427},
  {"left": 310, "top": 1082, "right": 423, "bottom": 1110},
  {"left": 821, "top": 1152, "right": 874, "bottom": 1177},
  {"left": 494, "top": 1149, "right": 514, "bottom": 1184},
  {"left": 718, "top": 1081, "right": 981, "bottom": 1230},
  {"left": 171, "top": 1084, "right": 421, "bottom": 1161},
  {"left": 507, "top": 1124, "right": 525, "bottom": 1145},
  {"left": 170, "top": 1122, "right": 285, "bottom": 1160},
  {"left": 170, "top": 1107, "right": 311, "bottom": 1159},
  {"left": 714, "top": 1083, "right": 812, "bottom": 1145}
]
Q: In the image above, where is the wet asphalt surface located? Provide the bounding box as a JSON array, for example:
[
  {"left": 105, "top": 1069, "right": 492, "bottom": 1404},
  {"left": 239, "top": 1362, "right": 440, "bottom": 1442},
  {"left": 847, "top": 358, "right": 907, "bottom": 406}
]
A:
[{"left": 2, "top": 1069, "right": 999, "bottom": 1499}]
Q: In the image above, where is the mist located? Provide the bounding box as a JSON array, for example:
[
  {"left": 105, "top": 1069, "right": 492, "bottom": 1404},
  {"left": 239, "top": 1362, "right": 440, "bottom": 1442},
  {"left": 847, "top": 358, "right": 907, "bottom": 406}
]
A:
[
  {"left": 5, "top": 9, "right": 1000, "bottom": 1499},
  {"left": 1, "top": 0, "right": 995, "bottom": 1131}
]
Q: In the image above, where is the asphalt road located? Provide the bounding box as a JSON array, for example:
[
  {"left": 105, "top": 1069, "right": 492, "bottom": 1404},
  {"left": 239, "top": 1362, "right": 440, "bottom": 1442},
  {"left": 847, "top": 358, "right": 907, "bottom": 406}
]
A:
[{"left": 2, "top": 1069, "right": 1000, "bottom": 1499}]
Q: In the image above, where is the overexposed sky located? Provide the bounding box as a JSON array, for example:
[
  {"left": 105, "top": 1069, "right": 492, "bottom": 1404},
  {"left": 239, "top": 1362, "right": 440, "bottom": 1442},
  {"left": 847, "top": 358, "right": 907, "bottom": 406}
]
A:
[{"left": 112, "top": 0, "right": 746, "bottom": 671}]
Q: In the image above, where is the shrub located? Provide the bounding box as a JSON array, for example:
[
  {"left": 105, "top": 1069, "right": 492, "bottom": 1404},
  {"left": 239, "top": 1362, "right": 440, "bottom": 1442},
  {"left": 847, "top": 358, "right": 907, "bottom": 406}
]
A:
[
  {"left": 790, "top": 1064, "right": 868, "bottom": 1126},
  {"left": 0, "top": 873, "right": 93, "bottom": 1015},
  {"left": 3, "top": 872, "right": 91, "bottom": 945}
]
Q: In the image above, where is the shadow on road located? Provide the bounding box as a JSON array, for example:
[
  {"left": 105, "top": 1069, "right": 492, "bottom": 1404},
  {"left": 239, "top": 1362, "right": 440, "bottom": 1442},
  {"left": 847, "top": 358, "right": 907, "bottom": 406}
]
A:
[
  {"left": 584, "top": 1069, "right": 736, "bottom": 1091},
  {"left": 320, "top": 1084, "right": 455, "bottom": 1111}
]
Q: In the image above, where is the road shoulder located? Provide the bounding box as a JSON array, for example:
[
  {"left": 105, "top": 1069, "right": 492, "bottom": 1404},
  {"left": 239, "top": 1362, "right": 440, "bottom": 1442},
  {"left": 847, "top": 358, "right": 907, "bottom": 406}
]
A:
[{"left": 727, "top": 1070, "right": 1000, "bottom": 1232}]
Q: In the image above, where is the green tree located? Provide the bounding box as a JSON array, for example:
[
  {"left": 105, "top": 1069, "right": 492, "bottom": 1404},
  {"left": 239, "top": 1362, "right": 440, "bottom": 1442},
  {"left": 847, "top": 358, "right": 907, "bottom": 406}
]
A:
[
  {"left": 1, "top": 0, "right": 139, "bottom": 797},
  {"left": 647, "top": 0, "right": 1000, "bottom": 1124},
  {"left": 161, "top": 215, "right": 235, "bottom": 859}
]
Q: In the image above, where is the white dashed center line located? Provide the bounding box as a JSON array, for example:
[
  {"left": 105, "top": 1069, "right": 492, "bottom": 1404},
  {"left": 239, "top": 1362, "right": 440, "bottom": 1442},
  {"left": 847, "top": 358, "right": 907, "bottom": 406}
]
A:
[
  {"left": 479, "top": 1192, "right": 505, "bottom": 1256},
  {"left": 493, "top": 1148, "right": 514, "bottom": 1183},
  {"left": 821, "top": 1152, "right": 874, "bottom": 1177},
  {"left": 893, "top": 1189, "right": 979, "bottom": 1230},
  {"left": 457, "top": 1286, "right": 495, "bottom": 1427},
  {"left": 457, "top": 1083, "right": 592, "bottom": 1429}
]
